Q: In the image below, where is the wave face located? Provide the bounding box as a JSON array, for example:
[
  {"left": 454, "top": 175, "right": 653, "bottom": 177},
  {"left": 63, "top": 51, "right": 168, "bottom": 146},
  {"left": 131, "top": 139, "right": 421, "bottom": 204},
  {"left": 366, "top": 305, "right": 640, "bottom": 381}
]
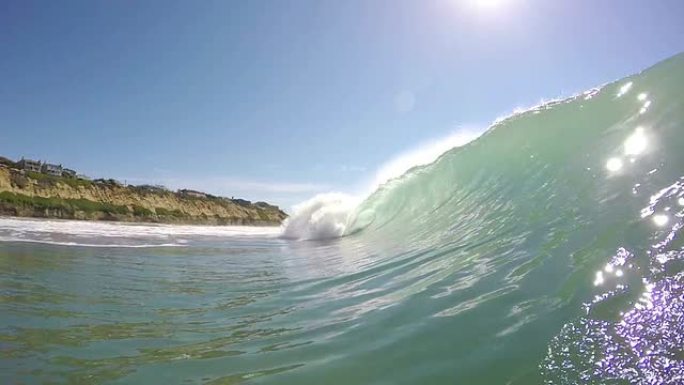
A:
[
  {"left": 287, "top": 53, "right": 684, "bottom": 383},
  {"left": 3, "top": 53, "right": 684, "bottom": 385}
]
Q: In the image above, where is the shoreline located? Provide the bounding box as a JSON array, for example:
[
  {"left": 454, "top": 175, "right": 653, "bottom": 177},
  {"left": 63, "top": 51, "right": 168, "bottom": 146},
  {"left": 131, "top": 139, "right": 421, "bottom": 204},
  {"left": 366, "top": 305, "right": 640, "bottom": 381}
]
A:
[
  {"left": 0, "top": 213, "right": 284, "bottom": 228},
  {"left": 0, "top": 215, "right": 283, "bottom": 248}
]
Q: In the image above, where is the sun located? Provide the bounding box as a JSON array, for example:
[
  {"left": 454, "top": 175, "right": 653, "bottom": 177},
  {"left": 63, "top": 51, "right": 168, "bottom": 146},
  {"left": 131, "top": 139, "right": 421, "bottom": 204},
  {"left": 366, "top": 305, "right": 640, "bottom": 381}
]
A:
[
  {"left": 470, "top": 0, "right": 506, "bottom": 9},
  {"left": 474, "top": 0, "right": 502, "bottom": 7},
  {"left": 465, "top": 0, "right": 513, "bottom": 12}
]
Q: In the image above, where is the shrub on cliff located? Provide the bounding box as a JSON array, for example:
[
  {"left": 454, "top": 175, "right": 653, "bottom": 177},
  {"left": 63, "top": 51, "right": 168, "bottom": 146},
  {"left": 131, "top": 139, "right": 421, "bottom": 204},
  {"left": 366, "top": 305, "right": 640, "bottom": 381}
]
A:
[
  {"left": 25, "top": 171, "right": 92, "bottom": 188},
  {"left": 0, "top": 191, "right": 70, "bottom": 211},
  {"left": 155, "top": 207, "right": 184, "bottom": 217},
  {"left": 0, "top": 192, "right": 129, "bottom": 216},
  {"left": 132, "top": 205, "right": 153, "bottom": 216}
]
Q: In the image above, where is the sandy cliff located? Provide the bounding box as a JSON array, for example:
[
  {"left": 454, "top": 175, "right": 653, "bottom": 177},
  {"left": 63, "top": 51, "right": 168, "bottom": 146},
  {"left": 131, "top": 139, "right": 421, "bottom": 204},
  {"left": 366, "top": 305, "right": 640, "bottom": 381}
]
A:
[{"left": 0, "top": 167, "right": 287, "bottom": 225}]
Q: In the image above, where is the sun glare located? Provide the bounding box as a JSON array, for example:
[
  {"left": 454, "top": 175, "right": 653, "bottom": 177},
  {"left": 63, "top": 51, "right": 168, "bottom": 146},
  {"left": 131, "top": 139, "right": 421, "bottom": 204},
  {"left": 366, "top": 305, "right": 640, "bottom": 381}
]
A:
[
  {"left": 473, "top": 0, "right": 503, "bottom": 7},
  {"left": 466, "top": 0, "right": 510, "bottom": 11}
]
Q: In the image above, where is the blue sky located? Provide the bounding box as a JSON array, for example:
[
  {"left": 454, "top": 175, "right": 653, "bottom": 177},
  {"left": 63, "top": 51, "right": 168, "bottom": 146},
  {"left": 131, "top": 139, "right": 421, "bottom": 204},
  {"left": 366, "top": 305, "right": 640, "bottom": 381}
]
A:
[{"left": 1, "top": 0, "right": 683, "bottom": 209}]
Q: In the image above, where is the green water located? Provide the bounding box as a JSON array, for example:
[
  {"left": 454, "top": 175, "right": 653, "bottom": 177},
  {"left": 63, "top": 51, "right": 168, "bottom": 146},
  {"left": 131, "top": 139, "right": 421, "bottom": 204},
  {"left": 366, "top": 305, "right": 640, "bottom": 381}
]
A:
[{"left": 2, "top": 53, "right": 684, "bottom": 384}]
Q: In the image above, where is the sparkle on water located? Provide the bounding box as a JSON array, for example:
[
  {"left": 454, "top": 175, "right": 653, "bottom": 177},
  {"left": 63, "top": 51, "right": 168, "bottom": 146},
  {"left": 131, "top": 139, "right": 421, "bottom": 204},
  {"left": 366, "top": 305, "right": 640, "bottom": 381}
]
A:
[
  {"left": 624, "top": 127, "right": 648, "bottom": 156},
  {"left": 606, "top": 157, "right": 623, "bottom": 172},
  {"left": 653, "top": 214, "right": 669, "bottom": 227},
  {"left": 545, "top": 172, "right": 684, "bottom": 384},
  {"left": 617, "top": 81, "right": 633, "bottom": 97}
]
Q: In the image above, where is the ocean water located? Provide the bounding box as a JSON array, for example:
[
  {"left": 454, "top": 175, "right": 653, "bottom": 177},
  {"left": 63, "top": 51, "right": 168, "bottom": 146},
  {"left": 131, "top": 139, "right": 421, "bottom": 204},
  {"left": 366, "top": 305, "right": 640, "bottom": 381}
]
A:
[{"left": 2, "top": 53, "right": 684, "bottom": 384}]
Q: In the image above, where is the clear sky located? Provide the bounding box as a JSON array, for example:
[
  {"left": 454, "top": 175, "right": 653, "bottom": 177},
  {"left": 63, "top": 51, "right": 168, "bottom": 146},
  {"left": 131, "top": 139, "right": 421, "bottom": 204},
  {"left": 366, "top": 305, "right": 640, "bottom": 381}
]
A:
[{"left": 1, "top": 0, "right": 683, "bottom": 209}]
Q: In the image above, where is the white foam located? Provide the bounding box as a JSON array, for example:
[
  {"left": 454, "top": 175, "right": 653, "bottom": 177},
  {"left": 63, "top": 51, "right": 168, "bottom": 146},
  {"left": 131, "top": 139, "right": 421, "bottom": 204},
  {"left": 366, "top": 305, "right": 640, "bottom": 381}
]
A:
[
  {"left": 281, "top": 193, "right": 360, "bottom": 240},
  {"left": 0, "top": 236, "right": 185, "bottom": 248},
  {"left": 0, "top": 217, "right": 281, "bottom": 248},
  {"left": 0, "top": 217, "right": 280, "bottom": 236}
]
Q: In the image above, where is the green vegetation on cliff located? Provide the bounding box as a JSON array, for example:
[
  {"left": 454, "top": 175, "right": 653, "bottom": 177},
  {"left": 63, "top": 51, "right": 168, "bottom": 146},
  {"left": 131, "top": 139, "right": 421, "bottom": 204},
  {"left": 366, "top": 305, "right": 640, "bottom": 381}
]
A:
[
  {"left": 25, "top": 171, "right": 94, "bottom": 188},
  {"left": 154, "top": 207, "right": 184, "bottom": 217},
  {"left": 0, "top": 191, "right": 128, "bottom": 215},
  {"left": 0, "top": 165, "right": 287, "bottom": 226}
]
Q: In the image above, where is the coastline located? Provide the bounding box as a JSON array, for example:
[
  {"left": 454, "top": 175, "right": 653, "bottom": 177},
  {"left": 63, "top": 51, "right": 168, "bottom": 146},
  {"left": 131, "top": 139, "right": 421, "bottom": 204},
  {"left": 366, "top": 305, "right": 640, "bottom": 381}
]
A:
[
  {"left": 0, "top": 165, "right": 288, "bottom": 227},
  {"left": 0, "top": 212, "right": 284, "bottom": 227},
  {"left": 0, "top": 215, "right": 284, "bottom": 230}
]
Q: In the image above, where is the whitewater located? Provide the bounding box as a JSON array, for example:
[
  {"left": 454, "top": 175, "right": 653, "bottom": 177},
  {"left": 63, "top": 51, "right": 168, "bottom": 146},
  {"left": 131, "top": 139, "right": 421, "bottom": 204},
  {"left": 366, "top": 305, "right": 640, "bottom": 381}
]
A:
[{"left": 2, "top": 53, "right": 684, "bottom": 385}]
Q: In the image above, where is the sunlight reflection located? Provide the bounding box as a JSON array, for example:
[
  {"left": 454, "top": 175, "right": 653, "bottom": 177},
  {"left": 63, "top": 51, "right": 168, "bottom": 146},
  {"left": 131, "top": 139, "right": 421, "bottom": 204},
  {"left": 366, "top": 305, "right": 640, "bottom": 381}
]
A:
[
  {"left": 600, "top": 262, "right": 625, "bottom": 283},
  {"left": 637, "top": 282, "right": 656, "bottom": 310},
  {"left": 653, "top": 214, "right": 669, "bottom": 227},
  {"left": 594, "top": 271, "right": 605, "bottom": 286},
  {"left": 606, "top": 158, "right": 623, "bottom": 172},
  {"left": 623, "top": 127, "right": 647, "bottom": 156},
  {"left": 617, "top": 81, "right": 633, "bottom": 97}
]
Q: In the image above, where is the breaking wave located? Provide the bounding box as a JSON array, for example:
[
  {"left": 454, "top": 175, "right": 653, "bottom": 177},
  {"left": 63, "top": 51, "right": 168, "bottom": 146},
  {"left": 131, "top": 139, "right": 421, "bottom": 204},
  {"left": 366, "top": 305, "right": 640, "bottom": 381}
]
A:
[
  {"left": 281, "top": 131, "right": 483, "bottom": 240},
  {"left": 284, "top": 53, "right": 684, "bottom": 383}
]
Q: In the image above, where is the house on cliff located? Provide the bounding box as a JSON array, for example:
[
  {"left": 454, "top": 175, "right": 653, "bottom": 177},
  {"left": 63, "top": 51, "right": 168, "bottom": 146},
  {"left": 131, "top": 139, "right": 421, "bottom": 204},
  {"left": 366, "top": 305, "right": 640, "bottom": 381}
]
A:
[
  {"left": 62, "top": 168, "right": 77, "bottom": 178},
  {"left": 41, "top": 163, "right": 63, "bottom": 177},
  {"left": 18, "top": 158, "right": 41, "bottom": 172},
  {"left": 178, "top": 189, "right": 207, "bottom": 198}
]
